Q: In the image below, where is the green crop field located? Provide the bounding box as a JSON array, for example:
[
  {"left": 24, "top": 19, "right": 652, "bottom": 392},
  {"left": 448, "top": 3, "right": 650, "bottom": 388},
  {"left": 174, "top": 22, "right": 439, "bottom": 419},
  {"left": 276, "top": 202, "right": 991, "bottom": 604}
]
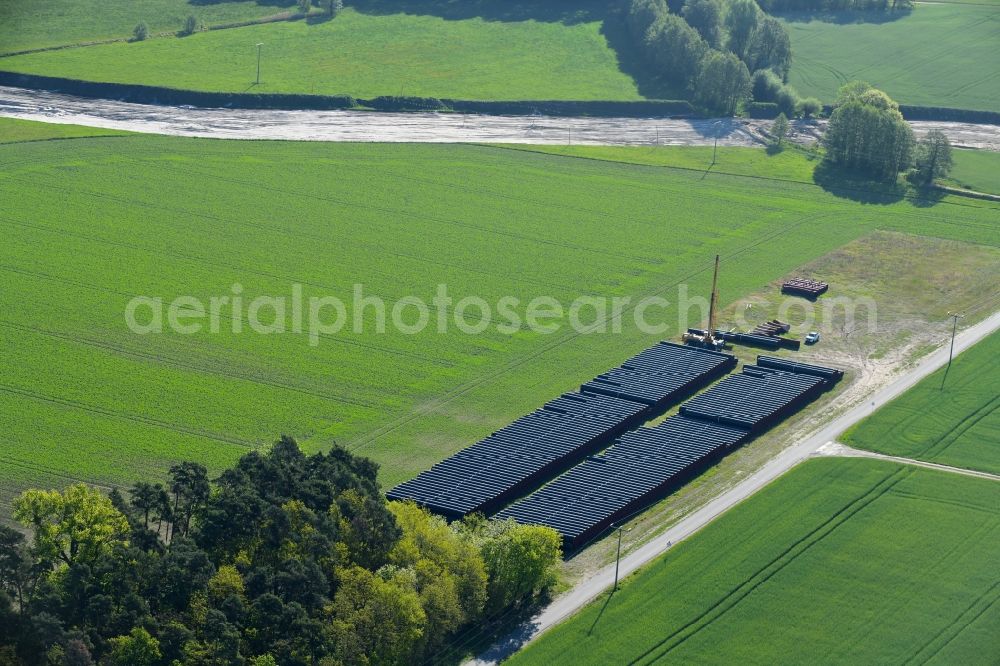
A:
[
  {"left": 0, "top": 0, "right": 280, "bottom": 54},
  {"left": 946, "top": 149, "right": 1000, "bottom": 196},
  {"left": 0, "top": 121, "right": 997, "bottom": 516},
  {"left": 0, "top": 7, "right": 640, "bottom": 101},
  {"left": 782, "top": 4, "right": 1000, "bottom": 111},
  {"left": 844, "top": 330, "right": 1000, "bottom": 475},
  {"left": 509, "top": 458, "right": 1000, "bottom": 665}
]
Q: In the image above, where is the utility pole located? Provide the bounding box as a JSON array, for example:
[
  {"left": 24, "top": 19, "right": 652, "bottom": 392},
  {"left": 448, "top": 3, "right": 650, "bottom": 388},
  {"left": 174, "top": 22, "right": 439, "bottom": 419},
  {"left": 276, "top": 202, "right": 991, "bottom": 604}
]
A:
[
  {"left": 255, "top": 43, "right": 263, "bottom": 85},
  {"left": 947, "top": 312, "right": 963, "bottom": 366},
  {"left": 711, "top": 120, "right": 723, "bottom": 165}
]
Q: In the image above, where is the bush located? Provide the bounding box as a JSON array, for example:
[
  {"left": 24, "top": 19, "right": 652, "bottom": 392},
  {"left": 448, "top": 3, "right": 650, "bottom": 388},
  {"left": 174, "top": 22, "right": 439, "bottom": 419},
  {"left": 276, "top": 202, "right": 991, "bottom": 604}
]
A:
[
  {"left": 297, "top": 0, "right": 311, "bottom": 15},
  {"left": 365, "top": 96, "right": 448, "bottom": 111},
  {"left": 327, "top": 0, "right": 344, "bottom": 16},
  {"left": 132, "top": 22, "right": 149, "bottom": 42},
  {"left": 751, "top": 69, "right": 782, "bottom": 102},
  {"left": 745, "top": 101, "right": 780, "bottom": 119},
  {"left": 181, "top": 15, "right": 198, "bottom": 36},
  {"left": 897, "top": 105, "right": 1000, "bottom": 124},
  {"left": 799, "top": 97, "right": 823, "bottom": 118},
  {"left": 774, "top": 86, "right": 799, "bottom": 117},
  {"left": 444, "top": 99, "right": 694, "bottom": 118},
  {"left": 751, "top": 69, "right": 800, "bottom": 116}
]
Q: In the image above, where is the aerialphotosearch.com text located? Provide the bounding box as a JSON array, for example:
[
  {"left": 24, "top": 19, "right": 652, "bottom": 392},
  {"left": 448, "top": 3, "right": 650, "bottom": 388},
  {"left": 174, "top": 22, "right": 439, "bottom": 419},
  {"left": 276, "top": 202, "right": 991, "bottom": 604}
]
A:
[{"left": 125, "top": 283, "right": 876, "bottom": 345}]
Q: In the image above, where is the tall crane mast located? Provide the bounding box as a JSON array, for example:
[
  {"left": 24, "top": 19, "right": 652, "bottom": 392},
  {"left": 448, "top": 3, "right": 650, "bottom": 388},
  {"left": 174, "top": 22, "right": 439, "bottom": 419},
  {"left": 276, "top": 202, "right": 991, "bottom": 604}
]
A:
[
  {"left": 682, "top": 254, "right": 725, "bottom": 351},
  {"left": 707, "top": 254, "right": 720, "bottom": 345}
]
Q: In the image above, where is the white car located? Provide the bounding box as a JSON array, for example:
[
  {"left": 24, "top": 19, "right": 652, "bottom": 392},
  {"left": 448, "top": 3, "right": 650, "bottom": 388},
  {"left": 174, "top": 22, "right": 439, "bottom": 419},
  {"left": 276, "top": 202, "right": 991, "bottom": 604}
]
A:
[{"left": 805, "top": 331, "right": 821, "bottom": 345}]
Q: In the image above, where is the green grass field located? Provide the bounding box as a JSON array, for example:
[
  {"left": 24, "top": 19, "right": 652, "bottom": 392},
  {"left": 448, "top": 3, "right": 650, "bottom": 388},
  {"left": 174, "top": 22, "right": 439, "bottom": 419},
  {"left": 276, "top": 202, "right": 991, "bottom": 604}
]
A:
[
  {"left": 0, "top": 7, "right": 640, "bottom": 100},
  {"left": 0, "top": 116, "right": 130, "bottom": 143},
  {"left": 508, "top": 144, "right": 823, "bottom": 182},
  {"left": 0, "top": 121, "right": 997, "bottom": 516},
  {"left": 946, "top": 149, "right": 1000, "bottom": 196},
  {"left": 0, "top": 0, "right": 280, "bottom": 54},
  {"left": 3, "top": 1, "right": 996, "bottom": 109},
  {"left": 509, "top": 458, "right": 1000, "bottom": 664},
  {"left": 844, "top": 330, "right": 1000, "bottom": 475},
  {"left": 783, "top": 4, "right": 1000, "bottom": 111}
]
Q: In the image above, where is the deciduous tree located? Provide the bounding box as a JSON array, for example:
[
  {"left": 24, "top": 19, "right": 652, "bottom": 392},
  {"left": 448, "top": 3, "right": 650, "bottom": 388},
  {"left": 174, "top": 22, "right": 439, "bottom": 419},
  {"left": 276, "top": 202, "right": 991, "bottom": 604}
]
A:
[
  {"left": 913, "top": 129, "right": 953, "bottom": 186},
  {"left": 772, "top": 112, "right": 790, "bottom": 147},
  {"left": 725, "top": 0, "right": 760, "bottom": 60},
  {"left": 106, "top": 627, "right": 161, "bottom": 666},
  {"left": 13, "top": 485, "right": 129, "bottom": 567},
  {"left": 695, "top": 50, "right": 751, "bottom": 115},
  {"left": 682, "top": 0, "right": 724, "bottom": 48},
  {"left": 823, "top": 81, "right": 914, "bottom": 181}
]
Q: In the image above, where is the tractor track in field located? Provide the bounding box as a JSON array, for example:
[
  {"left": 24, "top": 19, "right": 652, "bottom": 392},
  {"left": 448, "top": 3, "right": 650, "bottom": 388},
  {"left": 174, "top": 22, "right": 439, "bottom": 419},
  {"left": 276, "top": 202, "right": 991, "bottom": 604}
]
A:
[
  {"left": 0, "top": 382, "right": 257, "bottom": 448},
  {"left": 630, "top": 468, "right": 910, "bottom": 664},
  {"left": 1, "top": 85, "right": 999, "bottom": 151},
  {"left": 0, "top": 319, "right": 378, "bottom": 409}
]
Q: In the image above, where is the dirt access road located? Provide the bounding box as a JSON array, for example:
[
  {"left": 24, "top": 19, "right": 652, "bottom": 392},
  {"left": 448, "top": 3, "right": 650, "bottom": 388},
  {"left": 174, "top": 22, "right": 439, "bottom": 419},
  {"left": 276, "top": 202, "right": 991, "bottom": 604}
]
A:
[
  {"left": 468, "top": 309, "right": 1000, "bottom": 665},
  {"left": 2, "top": 85, "right": 999, "bottom": 150}
]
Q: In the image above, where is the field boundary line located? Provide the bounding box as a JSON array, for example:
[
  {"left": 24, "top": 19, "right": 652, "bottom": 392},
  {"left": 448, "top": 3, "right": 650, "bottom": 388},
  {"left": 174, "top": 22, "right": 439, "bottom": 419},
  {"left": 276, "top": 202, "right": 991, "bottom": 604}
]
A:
[
  {"left": 489, "top": 144, "right": 1000, "bottom": 213},
  {"left": 0, "top": 134, "right": 132, "bottom": 147},
  {"left": 824, "top": 443, "right": 1000, "bottom": 482}
]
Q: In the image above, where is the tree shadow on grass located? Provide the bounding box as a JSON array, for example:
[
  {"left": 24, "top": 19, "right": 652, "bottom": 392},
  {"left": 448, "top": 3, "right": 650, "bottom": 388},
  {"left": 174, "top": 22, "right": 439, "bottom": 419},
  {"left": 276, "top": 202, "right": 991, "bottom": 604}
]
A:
[
  {"left": 426, "top": 591, "right": 554, "bottom": 666},
  {"left": 600, "top": 14, "right": 690, "bottom": 101},
  {"left": 776, "top": 8, "right": 912, "bottom": 25},
  {"left": 189, "top": 0, "right": 296, "bottom": 9},
  {"left": 909, "top": 186, "right": 948, "bottom": 208},
  {"left": 306, "top": 12, "right": 335, "bottom": 25},
  {"left": 813, "top": 160, "right": 907, "bottom": 205},
  {"left": 346, "top": 0, "right": 611, "bottom": 24}
]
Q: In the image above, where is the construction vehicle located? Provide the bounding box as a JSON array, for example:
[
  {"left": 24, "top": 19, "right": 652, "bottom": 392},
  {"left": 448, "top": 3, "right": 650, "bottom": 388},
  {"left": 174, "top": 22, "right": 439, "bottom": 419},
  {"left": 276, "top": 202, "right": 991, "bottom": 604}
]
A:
[{"left": 682, "top": 255, "right": 726, "bottom": 351}]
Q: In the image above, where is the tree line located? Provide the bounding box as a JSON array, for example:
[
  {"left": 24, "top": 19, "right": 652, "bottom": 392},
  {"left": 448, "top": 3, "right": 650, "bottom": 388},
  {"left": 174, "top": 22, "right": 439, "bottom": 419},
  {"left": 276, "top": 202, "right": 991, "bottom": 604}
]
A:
[
  {"left": 625, "top": 0, "right": 820, "bottom": 116},
  {"left": 0, "top": 438, "right": 561, "bottom": 665}
]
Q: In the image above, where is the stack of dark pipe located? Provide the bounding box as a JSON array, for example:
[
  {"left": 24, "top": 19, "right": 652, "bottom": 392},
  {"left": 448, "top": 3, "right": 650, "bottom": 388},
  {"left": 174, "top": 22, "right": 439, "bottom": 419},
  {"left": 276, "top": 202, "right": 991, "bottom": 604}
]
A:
[
  {"left": 752, "top": 319, "right": 791, "bottom": 336},
  {"left": 781, "top": 278, "right": 829, "bottom": 299},
  {"left": 750, "top": 319, "right": 800, "bottom": 350}
]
